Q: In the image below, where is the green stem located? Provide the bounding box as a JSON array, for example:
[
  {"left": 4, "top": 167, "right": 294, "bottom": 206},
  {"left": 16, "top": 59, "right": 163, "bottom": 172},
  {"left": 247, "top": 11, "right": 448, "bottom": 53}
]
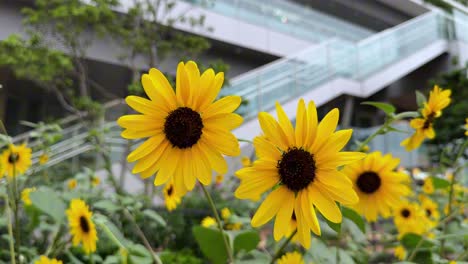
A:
[
  {"left": 270, "top": 229, "right": 297, "bottom": 264},
  {"left": 356, "top": 124, "right": 388, "bottom": 152},
  {"left": 45, "top": 224, "right": 63, "bottom": 256},
  {"left": 12, "top": 166, "right": 20, "bottom": 263},
  {"left": 238, "top": 138, "right": 254, "bottom": 144},
  {"left": 123, "top": 209, "right": 163, "bottom": 264},
  {"left": 3, "top": 194, "right": 16, "bottom": 264},
  {"left": 200, "top": 184, "right": 234, "bottom": 263},
  {"left": 440, "top": 139, "right": 468, "bottom": 256}
]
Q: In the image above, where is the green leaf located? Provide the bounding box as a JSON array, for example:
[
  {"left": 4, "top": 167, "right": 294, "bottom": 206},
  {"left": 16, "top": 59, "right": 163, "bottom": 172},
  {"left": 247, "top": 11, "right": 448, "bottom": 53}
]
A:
[
  {"left": 30, "top": 189, "right": 66, "bottom": 223},
  {"left": 411, "top": 251, "right": 433, "bottom": 264},
  {"left": 429, "top": 176, "right": 450, "bottom": 189},
  {"left": 233, "top": 230, "right": 260, "bottom": 254},
  {"left": 415, "top": 90, "right": 427, "bottom": 108},
  {"left": 401, "top": 233, "right": 434, "bottom": 249},
  {"left": 342, "top": 207, "right": 365, "bottom": 233},
  {"left": 324, "top": 217, "right": 341, "bottom": 234},
  {"left": 142, "top": 209, "right": 166, "bottom": 227},
  {"left": 193, "top": 226, "right": 229, "bottom": 264},
  {"left": 361, "top": 101, "right": 396, "bottom": 115},
  {"left": 94, "top": 200, "right": 121, "bottom": 213}
]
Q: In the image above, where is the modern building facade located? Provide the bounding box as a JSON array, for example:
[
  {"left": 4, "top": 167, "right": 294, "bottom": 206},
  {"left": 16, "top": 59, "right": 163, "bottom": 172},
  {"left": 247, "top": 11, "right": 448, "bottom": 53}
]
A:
[{"left": 2, "top": 0, "right": 468, "bottom": 173}]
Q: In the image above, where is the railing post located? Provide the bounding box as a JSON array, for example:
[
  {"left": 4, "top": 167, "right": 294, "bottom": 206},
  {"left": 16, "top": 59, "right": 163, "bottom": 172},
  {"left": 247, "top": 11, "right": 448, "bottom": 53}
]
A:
[{"left": 256, "top": 75, "right": 262, "bottom": 114}]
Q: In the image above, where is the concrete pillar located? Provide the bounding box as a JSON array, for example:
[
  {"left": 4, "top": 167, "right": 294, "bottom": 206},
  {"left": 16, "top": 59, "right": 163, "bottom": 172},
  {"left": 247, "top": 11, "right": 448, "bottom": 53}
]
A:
[{"left": 341, "top": 95, "right": 354, "bottom": 128}]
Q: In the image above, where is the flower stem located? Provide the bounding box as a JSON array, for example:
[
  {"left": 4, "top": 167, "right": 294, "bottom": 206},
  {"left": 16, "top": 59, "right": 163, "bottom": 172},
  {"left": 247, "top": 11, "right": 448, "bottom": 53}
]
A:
[
  {"left": 270, "top": 229, "right": 297, "bottom": 264},
  {"left": 238, "top": 138, "right": 254, "bottom": 144},
  {"left": 3, "top": 194, "right": 16, "bottom": 264},
  {"left": 200, "top": 183, "right": 234, "bottom": 263},
  {"left": 12, "top": 166, "right": 20, "bottom": 263}
]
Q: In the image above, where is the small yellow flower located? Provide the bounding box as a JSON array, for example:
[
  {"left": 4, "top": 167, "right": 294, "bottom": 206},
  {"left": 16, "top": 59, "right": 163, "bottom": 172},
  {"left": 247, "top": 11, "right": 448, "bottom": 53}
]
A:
[
  {"left": 422, "top": 178, "right": 434, "bottom": 194},
  {"left": 66, "top": 199, "right": 98, "bottom": 254},
  {"left": 226, "top": 222, "right": 242, "bottom": 230},
  {"left": 241, "top": 156, "right": 251, "bottom": 167},
  {"left": 221, "top": 207, "right": 231, "bottom": 220},
  {"left": 201, "top": 216, "right": 216, "bottom": 228},
  {"left": 394, "top": 245, "right": 406, "bottom": 261},
  {"left": 277, "top": 251, "right": 305, "bottom": 264},
  {"left": 449, "top": 260, "right": 457, "bottom": 264},
  {"left": 0, "top": 143, "right": 32, "bottom": 178},
  {"left": 164, "top": 181, "right": 181, "bottom": 212},
  {"left": 215, "top": 174, "right": 223, "bottom": 185},
  {"left": 39, "top": 154, "right": 49, "bottom": 165},
  {"left": 464, "top": 118, "right": 468, "bottom": 136},
  {"left": 34, "top": 255, "right": 63, "bottom": 264},
  {"left": 68, "top": 179, "right": 77, "bottom": 190},
  {"left": 394, "top": 201, "right": 429, "bottom": 238},
  {"left": 91, "top": 176, "right": 100, "bottom": 187},
  {"left": 21, "top": 187, "right": 36, "bottom": 206},
  {"left": 361, "top": 145, "right": 370, "bottom": 152}
]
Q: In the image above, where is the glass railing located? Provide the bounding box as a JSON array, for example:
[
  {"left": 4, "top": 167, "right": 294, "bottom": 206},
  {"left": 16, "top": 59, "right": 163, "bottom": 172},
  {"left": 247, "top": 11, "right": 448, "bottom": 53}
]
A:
[
  {"left": 227, "top": 11, "right": 447, "bottom": 120},
  {"left": 184, "top": 0, "right": 374, "bottom": 42}
]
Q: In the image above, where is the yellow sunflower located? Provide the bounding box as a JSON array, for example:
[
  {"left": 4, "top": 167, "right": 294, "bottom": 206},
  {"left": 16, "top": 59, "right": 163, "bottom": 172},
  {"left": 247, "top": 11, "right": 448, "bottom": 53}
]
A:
[
  {"left": 394, "top": 201, "right": 428, "bottom": 237},
  {"left": 117, "top": 61, "right": 242, "bottom": 195},
  {"left": 68, "top": 179, "right": 77, "bottom": 190},
  {"left": 91, "top": 176, "right": 100, "bottom": 187},
  {"left": 241, "top": 156, "right": 252, "bottom": 167},
  {"left": 235, "top": 100, "right": 365, "bottom": 248},
  {"left": 0, "top": 143, "right": 32, "bottom": 177},
  {"left": 21, "top": 187, "right": 36, "bottom": 206},
  {"left": 394, "top": 245, "right": 407, "bottom": 261},
  {"left": 66, "top": 199, "right": 98, "bottom": 254},
  {"left": 342, "top": 151, "right": 410, "bottom": 222},
  {"left": 225, "top": 222, "right": 242, "bottom": 230},
  {"left": 277, "top": 252, "right": 305, "bottom": 264},
  {"left": 464, "top": 118, "right": 468, "bottom": 136},
  {"left": 221, "top": 207, "right": 231, "bottom": 220},
  {"left": 34, "top": 256, "right": 63, "bottom": 264},
  {"left": 422, "top": 177, "right": 434, "bottom": 194},
  {"left": 422, "top": 85, "right": 451, "bottom": 117},
  {"left": 163, "top": 180, "right": 181, "bottom": 212},
  {"left": 419, "top": 195, "right": 439, "bottom": 227},
  {"left": 201, "top": 216, "right": 216, "bottom": 228},
  {"left": 38, "top": 153, "right": 49, "bottom": 165},
  {"left": 215, "top": 174, "right": 223, "bottom": 185}
]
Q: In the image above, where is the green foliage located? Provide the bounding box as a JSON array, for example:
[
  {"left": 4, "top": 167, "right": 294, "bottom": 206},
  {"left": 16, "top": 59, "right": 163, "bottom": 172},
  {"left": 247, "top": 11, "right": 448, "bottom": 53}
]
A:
[
  {"left": 193, "top": 226, "right": 230, "bottom": 264},
  {"left": 361, "top": 101, "right": 396, "bottom": 115},
  {"left": 160, "top": 249, "right": 203, "bottom": 264},
  {"left": 30, "top": 188, "right": 66, "bottom": 223},
  {"left": 232, "top": 230, "right": 260, "bottom": 255}
]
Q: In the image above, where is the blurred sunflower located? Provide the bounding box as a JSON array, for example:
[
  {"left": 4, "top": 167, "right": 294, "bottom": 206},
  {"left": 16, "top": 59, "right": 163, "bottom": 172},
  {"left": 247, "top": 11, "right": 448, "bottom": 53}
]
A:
[
  {"left": 66, "top": 199, "right": 98, "bottom": 254},
  {"left": 215, "top": 174, "right": 223, "bottom": 185},
  {"left": 465, "top": 118, "right": 468, "bottom": 136},
  {"left": 221, "top": 207, "right": 231, "bottom": 220},
  {"left": 419, "top": 195, "right": 439, "bottom": 227},
  {"left": 235, "top": 100, "right": 364, "bottom": 248},
  {"left": 241, "top": 156, "right": 251, "bottom": 167},
  {"left": 394, "top": 245, "right": 406, "bottom": 261},
  {"left": 163, "top": 180, "right": 181, "bottom": 212},
  {"left": 21, "top": 187, "right": 36, "bottom": 206},
  {"left": 225, "top": 222, "right": 242, "bottom": 230},
  {"left": 201, "top": 216, "right": 216, "bottom": 228},
  {"left": 38, "top": 153, "right": 49, "bottom": 165},
  {"left": 422, "top": 177, "right": 434, "bottom": 194},
  {"left": 68, "top": 179, "right": 77, "bottom": 190},
  {"left": 118, "top": 61, "right": 242, "bottom": 195},
  {"left": 401, "top": 85, "right": 451, "bottom": 151},
  {"left": 342, "top": 151, "right": 410, "bottom": 222},
  {"left": 277, "top": 252, "right": 305, "bottom": 264},
  {"left": 394, "top": 201, "right": 427, "bottom": 237},
  {"left": 0, "top": 143, "right": 32, "bottom": 177},
  {"left": 34, "top": 256, "right": 63, "bottom": 264}
]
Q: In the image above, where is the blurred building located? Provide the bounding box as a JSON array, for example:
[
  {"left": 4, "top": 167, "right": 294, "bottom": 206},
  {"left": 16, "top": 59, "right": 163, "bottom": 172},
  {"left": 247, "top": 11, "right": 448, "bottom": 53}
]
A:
[{"left": 1, "top": 0, "right": 468, "bottom": 168}]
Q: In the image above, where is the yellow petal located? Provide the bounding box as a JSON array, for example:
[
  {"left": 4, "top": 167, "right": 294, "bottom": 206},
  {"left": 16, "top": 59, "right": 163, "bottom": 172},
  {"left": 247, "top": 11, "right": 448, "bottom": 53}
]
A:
[
  {"left": 273, "top": 192, "right": 295, "bottom": 240},
  {"left": 203, "top": 113, "right": 243, "bottom": 130},
  {"left": 251, "top": 187, "right": 289, "bottom": 227},
  {"left": 185, "top": 61, "right": 201, "bottom": 107},
  {"left": 308, "top": 185, "right": 342, "bottom": 223},
  {"left": 311, "top": 108, "right": 339, "bottom": 152},
  {"left": 253, "top": 136, "right": 281, "bottom": 161},
  {"left": 275, "top": 102, "right": 295, "bottom": 145},
  {"left": 127, "top": 135, "right": 165, "bottom": 162},
  {"left": 305, "top": 101, "right": 318, "bottom": 148},
  {"left": 148, "top": 68, "right": 177, "bottom": 109},
  {"left": 176, "top": 62, "right": 192, "bottom": 107},
  {"left": 258, "top": 112, "right": 289, "bottom": 151},
  {"left": 154, "top": 147, "right": 179, "bottom": 186},
  {"left": 295, "top": 99, "right": 308, "bottom": 147},
  {"left": 300, "top": 189, "right": 321, "bottom": 235},
  {"left": 202, "top": 128, "right": 240, "bottom": 156},
  {"left": 125, "top": 96, "right": 166, "bottom": 116},
  {"left": 199, "top": 72, "right": 224, "bottom": 111},
  {"left": 295, "top": 197, "right": 311, "bottom": 249},
  {"left": 198, "top": 140, "right": 228, "bottom": 174},
  {"left": 203, "top": 95, "right": 241, "bottom": 119}
]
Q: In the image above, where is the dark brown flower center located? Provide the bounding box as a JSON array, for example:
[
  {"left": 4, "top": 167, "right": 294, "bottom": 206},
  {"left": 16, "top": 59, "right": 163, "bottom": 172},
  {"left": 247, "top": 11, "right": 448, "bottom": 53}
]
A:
[
  {"left": 422, "top": 113, "right": 435, "bottom": 129},
  {"left": 425, "top": 209, "right": 431, "bottom": 217},
  {"left": 164, "top": 107, "right": 203, "bottom": 149},
  {"left": 167, "top": 185, "right": 173, "bottom": 196},
  {"left": 79, "top": 216, "right": 90, "bottom": 233},
  {"left": 401, "top": 209, "right": 411, "bottom": 218},
  {"left": 8, "top": 153, "right": 19, "bottom": 164},
  {"left": 356, "top": 171, "right": 381, "bottom": 194},
  {"left": 277, "top": 147, "right": 316, "bottom": 192}
]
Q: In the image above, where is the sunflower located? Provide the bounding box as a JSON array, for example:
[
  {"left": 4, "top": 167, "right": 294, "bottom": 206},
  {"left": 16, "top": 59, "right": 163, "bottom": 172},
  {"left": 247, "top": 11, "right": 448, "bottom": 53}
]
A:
[
  {"left": 34, "top": 256, "right": 63, "bottom": 264},
  {"left": 241, "top": 156, "right": 251, "bottom": 167},
  {"left": 38, "top": 153, "right": 49, "bottom": 165},
  {"left": 163, "top": 180, "right": 181, "bottom": 212},
  {"left": 68, "top": 179, "right": 77, "bottom": 190},
  {"left": 91, "top": 176, "right": 100, "bottom": 187},
  {"left": 419, "top": 195, "right": 439, "bottom": 227},
  {"left": 394, "top": 245, "right": 407, "bottom": 261},
  {"left": 401, "top": 86, "right": 451, "bottom": 151},
  {"left": 21, "top": 187, "right": 36, "bottom": 206},
  {"left": 117, "top": 61, "right": 242, "bottom": 195},
  {"left": 342, "top": 151, "right": 410, "bottom": 222},
  {"left": 0, "top": 143, "right": 32, "bottom": 177},
  {"left": 422, "top": 177, "right": 434, "bottom": 194},
  {"left": 393, "top": 201, "right": 428, "bottom": 237},
  {"left": 225, "top": 222, "right": 242, "bottom": 230},
  {"left": 221, "top": 207, "right": 231, "bottom": 220},
  {"left": 235, "top": 100, "right": 365, "bottom": 248},
  {"left": 66, "top": 199, "right": 98, "bottom": 254},
  {"left": 277, "top": 252, "right": 305, "bottom": 264},
  {"left": 201, "top": 216, "right": 216, "bottom": 228},
  {"left": 215, "top": 174, "right": 223, "bottom": 185},
  {"left": 465, "top": 118, "right": 468, "bottom": 136}
]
